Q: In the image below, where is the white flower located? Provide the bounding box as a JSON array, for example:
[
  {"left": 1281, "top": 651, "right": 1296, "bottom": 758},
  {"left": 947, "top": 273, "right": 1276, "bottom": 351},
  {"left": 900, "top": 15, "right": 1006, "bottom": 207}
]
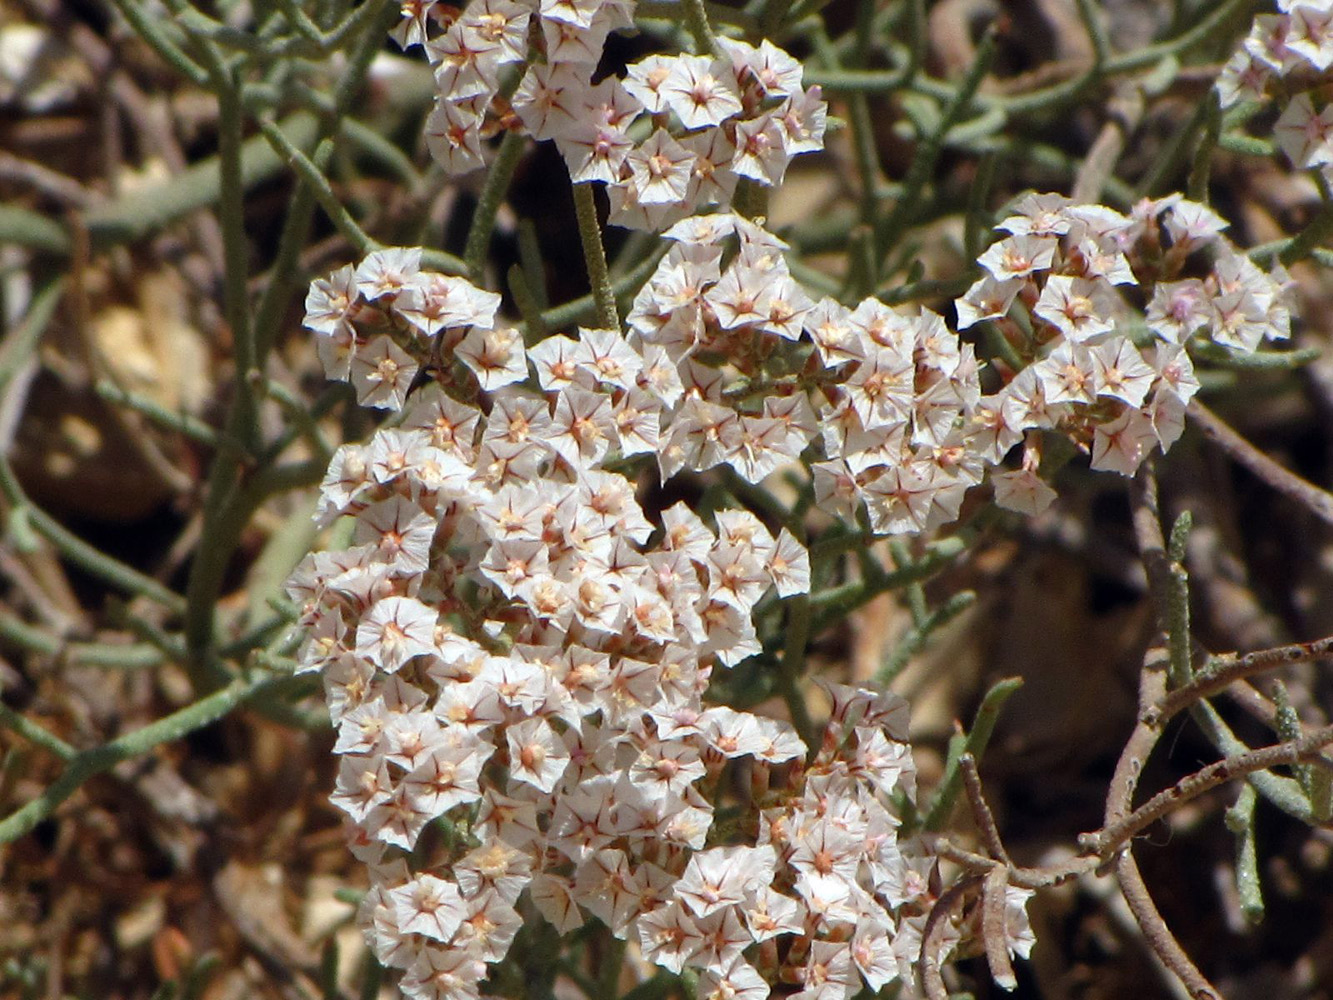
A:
[
  {"left": 976, "top": 234, "right": 1056, "bottom": 281},
  {"left": 390, "top": 875, "right": 466, "bottom": 943},
  {"left": 1273, "top": 91, "right": 1333, "bottom": 168},
  {"left": 992, "top": 467, "right": 1058, "bottom": 515},
  {"left": 627, "top": 129, "right": 697, "bottom": 205},
  {"left": 660, "top": 54, "right": 743, "bottom": 129},
  {"left": 305, "top": 264, "right": 359, "bottom": 334},
  {"left": 1032, "top": 275, "right": 1116, "bottom": 343},
  {"left": 1090, "top": 408, "right": 1157, "bottom": 476},
  {"left": 731, "top": 113, "right": 790, "bottom": 186},
  {"left": 424, "top": 98, "right": 487, "bottom": 174},
  {"left": 350, "top": 335, "right": 419, "bottom": 410},
  {"left": 455, "top": 326, "right": 529, "bottom": 391},
  {"left": 357, "top": 596, "right": 438, "bottom": 673}
]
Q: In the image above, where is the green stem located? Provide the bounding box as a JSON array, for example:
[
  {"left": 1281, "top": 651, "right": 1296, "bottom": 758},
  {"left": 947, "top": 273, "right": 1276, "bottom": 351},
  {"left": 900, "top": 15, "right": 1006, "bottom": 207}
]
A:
[
  {"left": 0, "top": 703, "right": 76, "bottom": 761},
  {"left": 106, "top": 0, "right": 208, "bottom": 85},
  {"left": 0, "top": 457, "right": 186, "bottom": 614},
  {"left": 922, "top": 676, "right": 1023, "bottom": 832},
  {"left": 1225, "top": 783, "right": 1264, "bottom": 924},
  {"left": 0, "top": 674, "right": 280, "bottom": 844},
  {"left": 464, "top": 130, "right": 527, "bottom": 286},
  {"left": 874, "top": 30, "right": 996, "bottom": 266},
  {"left": 1192, "top": 700, "right": 1314, "bottom": 822},
  {"left": 572, "top": 183, "right": 619, "bottom": 331},
  {"left": 509, "top": 265, "right": 550, "bottom": 343},
  {"left": 259, "top": 117, "right": 376, "bottom": 256},
  {"left": 1074, "top": 0, "right": 1109, "bottom": 67},
  {"left": 340, "top": 117, "right": 422, "bottom": 187},
  {"left": 680, "top": 0, "right": 716, "bottom": 54},
  {"left": 252, "top": 136, "right": 334, "bottom": 361},
  {"left": 0, "top": 612, "right": 164, "bottom": 669},
  {"left": 0, "top": 278, "right": 63, "bottom": 396},
  {"left": 94, "top": 380, "right": 238, "bottom": 452},
  {"left": 877, "top": 591, "right": 975, "bottom": 686},
  {"left": 1164, "top": 511, "right": 1193, "bottom": 689},
  {"left": 809, "top": 535, "right": 967, "bottom": 630}
]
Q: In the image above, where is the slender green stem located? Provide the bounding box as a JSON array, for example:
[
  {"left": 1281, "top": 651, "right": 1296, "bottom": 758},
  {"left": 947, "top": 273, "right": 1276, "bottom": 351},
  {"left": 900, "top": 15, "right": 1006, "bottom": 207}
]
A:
[
  {"left": 1074, "top": 0, "right": 1110, "bottom": 67},
  {"left": 252, "top": 374, "right": 334, "bottom": 462},
  {"left": 1133, "top": 90, "right": 1211, "bottom": 200},
  {"left": 595, "top": 933, "right": 626, "bottom": 1000},
  {"left": 0, "top": 674, "right": 280, "bottom": 844},
  {"left": 874, "top": 30, "right": 996, "bottom": 266},
  {"left": 259, "top": 383, "right": 347, "bottom": 468},
  {"left": 1186, "top": 92, "right": 1222, "bottom": 203},
  {"left": 571, "top": 183, "right": 619, "bottom": 331},
  {"left": 464, "top": 130, "right": 527, "bottom": 286},
  {"left": 1225, "top": 783, "right": 1264, "bottom": 924},
  {"left": 517, "top": 220, "right": 550, "bottom": 305},
  {"left": 1192, "top": 700, "right": 1315, "bottom": 822},
  {"left": 809, "top": 535, "right": 967, "bottom": 630},
  {"left": 340, "top": 117, "right": 422, "bottom": 187},
  {"left": 0, "top": 457, "right": 186, "bottom": 613},
  {"left": 1190, "top": 341, "right": 1319, "bottom": 370},
  {"left": 0, "top": 278, "right": 63, "bottom": 396},
  {"left": 636, "top": 0, "right": 756, "bottom": 30},
  {"left": 877, "top": 591, "right": 976, "bottom": 686},
  {"left": 1279, "top": 197, "right": 1333, "bottom": 268},
  {"left": 94, "top": 380, "right": 240, "bottom": 452},
  {"left": 106, "top": 0, "right": 208, "bottom": 85},
  {"left": 509, "top": 265, "right": 550, "bottom": 343},
  {"left": 680, "top": 0, "right": 716, "bottom": 54},
  {"left": 0, "top": 703, "right": 76, "bottom": 761},
  {"left": 922, "top": 676, "right": 1024, "bottom": 832},
  {"left": 252, "top": 136, "right": 334, "bottom": 360},
  {"left": 0, "top": 612, "right": 164, "bottom": 669},
  {"left": 259, "top": 117, "right": 376, "bottom": 256},
  {"left": 1164, "top": 511, "right": 1193, "bottom": 689}
]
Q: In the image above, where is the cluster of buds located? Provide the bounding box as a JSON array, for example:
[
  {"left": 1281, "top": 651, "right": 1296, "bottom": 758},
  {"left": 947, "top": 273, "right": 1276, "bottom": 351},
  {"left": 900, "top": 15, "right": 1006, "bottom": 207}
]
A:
[
  {"left": 398, "top": 0, "right": 827, "bottom": 230},
  {"left": 1217, "top": 0, "right": 1333, "bottom": 177},
  {"left": 956, "top": 192, "right": 1292, "bottom": 499}
]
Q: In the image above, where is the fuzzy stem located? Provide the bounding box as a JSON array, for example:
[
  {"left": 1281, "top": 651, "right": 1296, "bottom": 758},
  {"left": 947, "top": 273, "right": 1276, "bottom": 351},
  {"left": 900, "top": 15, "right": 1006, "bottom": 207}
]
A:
[
  {"left": 464, "top": 131, "right": 527, "bottom": 286},
  {"left": 572, "top": 183, "right": 619, "bottom": 331}
]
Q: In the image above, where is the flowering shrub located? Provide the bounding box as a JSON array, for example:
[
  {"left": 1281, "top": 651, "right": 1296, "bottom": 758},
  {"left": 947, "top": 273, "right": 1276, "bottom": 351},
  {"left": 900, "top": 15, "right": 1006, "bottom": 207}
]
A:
[
  {"left": 289, "top": 233, "right": 974, "bottom": 1000},
  {"left": 276, "top": 0, "right": 1320, "bottom": 995},
  {"left": 9, "top": 0, "right": 1333, "bottom": 998}
]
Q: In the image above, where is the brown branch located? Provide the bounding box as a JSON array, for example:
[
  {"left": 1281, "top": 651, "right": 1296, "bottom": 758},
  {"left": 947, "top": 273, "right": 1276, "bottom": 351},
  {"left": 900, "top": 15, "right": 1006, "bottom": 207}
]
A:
[
  {"left": 1189, "top": 400, "right": 1333, "bottom": 529},
  {"left": 932, "top": 837, "right": 1099, "bottom": 891},
  {"left": 918, "top": 877, "right": 977, "bottom": 1000},
  {"left": 1116, "top": 849, "right": 1222, "bottom": 1000},
  {"left": 1082, "top": 725, "right": 1333, "bottom": 856},
  {"left": 981, "top": 866, "right": 1017, "bottom": 990},
  {"left": 1156, "top": 634, "right": 1333, "bottom": 723},
  {"left": 960, "top": 752, "right": 1010, "bottom": 863}
]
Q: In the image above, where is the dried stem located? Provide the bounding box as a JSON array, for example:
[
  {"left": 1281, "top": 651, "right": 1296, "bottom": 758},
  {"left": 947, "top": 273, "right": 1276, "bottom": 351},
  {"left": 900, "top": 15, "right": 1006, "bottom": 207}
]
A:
[
  {"left": 1083, "top": 725, "right": 1333, "bottom": 856},
  {"left": 1116, "top": 849, "right": 1222, "bottom": 1000},
  {"left": 960, "top": 752, "right": 1010, "bottom": 863},
  {"left": 1157, "top": 634, "right": 1333, "bottom": 723}
]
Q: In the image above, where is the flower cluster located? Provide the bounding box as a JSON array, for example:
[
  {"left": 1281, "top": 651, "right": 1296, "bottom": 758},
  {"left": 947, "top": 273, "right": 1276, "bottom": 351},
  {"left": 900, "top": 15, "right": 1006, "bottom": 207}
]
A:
[
  {"left": 1217, "top": 0, "right": 1333, "bottom": 178},
  {"left": 956, "top": 192, "right": 1292, "bottom": 499},
  {"left": 628, "top": 215, "right": 987, "bottom": 535},
  {"left": 291, "top": 237, "right": 1041, "bottom": 1000},
  {"left": 396, "top": 0, "right": 826, "bottom": 229},
  {"left": 292, "top": 184, "right": 1300, "bottom": 995}
]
